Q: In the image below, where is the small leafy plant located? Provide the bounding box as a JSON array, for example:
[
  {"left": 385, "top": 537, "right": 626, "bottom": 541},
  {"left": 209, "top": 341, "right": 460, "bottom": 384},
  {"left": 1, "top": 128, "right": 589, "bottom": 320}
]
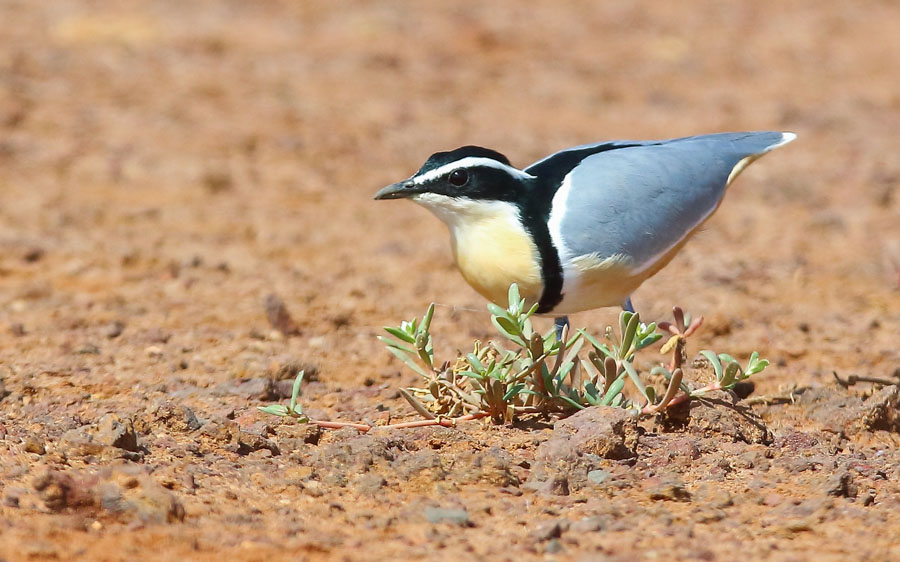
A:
[
  {"left": 259, "top": 284, "right": 771, "bottom": 431},
  {"left": 257, "top": 371, "right": 308, "bottom": 420}
]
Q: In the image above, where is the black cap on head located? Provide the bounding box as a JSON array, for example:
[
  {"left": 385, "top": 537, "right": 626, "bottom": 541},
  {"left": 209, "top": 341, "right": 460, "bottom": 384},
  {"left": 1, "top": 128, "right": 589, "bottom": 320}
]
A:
[
  {"left": 417, "top": 146, "right": 511, "bottom": 175},
  {"left": 375, "top": 145, "right": 522, "bottom": 201}
]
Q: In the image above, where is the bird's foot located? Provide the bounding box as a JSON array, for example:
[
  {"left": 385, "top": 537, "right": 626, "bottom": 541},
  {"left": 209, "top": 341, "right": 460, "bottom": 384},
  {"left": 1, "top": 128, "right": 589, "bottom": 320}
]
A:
[{"left": 554, "top": 316, "right": 570, "bottom": 342}]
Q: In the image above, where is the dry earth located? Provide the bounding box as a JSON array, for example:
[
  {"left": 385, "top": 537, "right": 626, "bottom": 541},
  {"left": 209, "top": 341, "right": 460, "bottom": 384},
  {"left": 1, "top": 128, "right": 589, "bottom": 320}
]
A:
[{"left": 1, "top": 1, "right": 899, "bottom": 560}]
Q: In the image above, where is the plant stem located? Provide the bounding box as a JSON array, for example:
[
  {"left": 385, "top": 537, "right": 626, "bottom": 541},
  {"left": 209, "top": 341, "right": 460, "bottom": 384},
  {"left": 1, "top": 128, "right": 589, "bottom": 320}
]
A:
[
  {"left": 379, "top": 412, "right": 490, "bottom": 430},
  {"left": 306, "top": 420, "right": 375, "bottom": 431},
  {"left": 305, "top": 412, "right": 491, "bottom": 433},
  {"left": 641, "top": 381, "right": 726, "bottom": 415},
  {"left": 832, "top": 371, "right": 900, "bottom": 388}
]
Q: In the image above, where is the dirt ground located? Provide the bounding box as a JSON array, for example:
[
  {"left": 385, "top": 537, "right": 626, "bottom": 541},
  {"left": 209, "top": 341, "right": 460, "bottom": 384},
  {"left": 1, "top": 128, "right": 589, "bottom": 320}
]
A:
[{"left": 1, "top": 1, "right": 899, "bottom": 560}]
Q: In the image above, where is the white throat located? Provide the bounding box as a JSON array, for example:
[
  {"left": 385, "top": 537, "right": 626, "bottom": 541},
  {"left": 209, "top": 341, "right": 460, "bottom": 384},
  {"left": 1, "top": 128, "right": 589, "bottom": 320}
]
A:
[{"left": 412, "top": 193, "right": 520, "bottom": 231}]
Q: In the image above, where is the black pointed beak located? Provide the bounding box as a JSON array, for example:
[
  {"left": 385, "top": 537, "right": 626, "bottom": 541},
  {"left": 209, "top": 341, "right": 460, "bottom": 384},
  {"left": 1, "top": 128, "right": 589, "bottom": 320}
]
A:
[{"left": 374, "top": 179, "right": 417, "bottom": 200}]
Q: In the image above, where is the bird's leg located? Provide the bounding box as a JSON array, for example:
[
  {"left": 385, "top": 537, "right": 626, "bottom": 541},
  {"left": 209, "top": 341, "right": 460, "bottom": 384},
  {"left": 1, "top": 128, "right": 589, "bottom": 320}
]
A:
[
  {"left": 622, "top": 296, "right": 635, "bottom": 314},
  {"left": 554, "top": 316, "right": 570, "bottom": 342}
]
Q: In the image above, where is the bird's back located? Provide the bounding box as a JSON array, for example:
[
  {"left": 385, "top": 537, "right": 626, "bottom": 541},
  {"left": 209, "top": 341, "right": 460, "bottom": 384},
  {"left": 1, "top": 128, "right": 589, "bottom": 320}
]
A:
[{"left": 543, "top": 131, "right": 794, "bottom": 312}]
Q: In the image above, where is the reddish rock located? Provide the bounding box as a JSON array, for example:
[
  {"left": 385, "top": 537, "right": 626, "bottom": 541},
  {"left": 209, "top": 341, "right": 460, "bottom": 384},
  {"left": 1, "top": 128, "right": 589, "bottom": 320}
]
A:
[{"left": 536, "top": 407, "right": 639, "bottom": 462}]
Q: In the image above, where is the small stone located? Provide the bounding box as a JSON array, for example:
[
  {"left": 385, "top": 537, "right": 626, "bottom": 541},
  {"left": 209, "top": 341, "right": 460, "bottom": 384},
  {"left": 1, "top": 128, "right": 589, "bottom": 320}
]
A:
[
  {"left": 264, "top": 294, "right": 300, "bottom": 336},
  {"left": 76, "top": 344, "right": 101, "bottom": 355},
  {"left": 475, "top": 446, "right": 520, "bottom": 487},
  {"left": 145, "top": 328, "right": 171, "bottom": 344},
  {"left": 352, "top": 473, "right": 387, "bottom": 495},
  {"left": 214, "top": 377, "right": 279, "bottom": 401},
  {"left": 268, "top": 359, "right": 319, "bottom": 382},
  {"left": 801, "top": 386, "right": 900, "bottom": 436},
  {"left": 784, "top": 519, "right": 812, "bottom": 533},
  {"left": 645, "top": 476, "right": 691, "bottom": 502},
  {"left": 523, "top": 471, "right": 569, "bottom": 496},
  {"left": 60, "top": 427, "right": 107, "bottom": 458},
  {"left": 424, "top": 506, "right": 472, "bottom": 527},
  {"left": 138, "top": 401, "right": 201, "bottom": 433},
  {"left": 736, "top": 450, "right": 769, "bottom": 471},
  {"left": 658, "top": 436, "right": 701, "bottom": 462},
  {"left": 545, "top": 539, "right": 563, "bottom": 554},
  {"left": 762, "top": 493, "right": 784, "bottom": 507},
  {"left": 587, "top": 469, "right": 611, "bottom": 486},
  {"left": 203, "top": 169, "right": 233, "bottom": 193},
  {"left": 181, "top": 473, "right": 197, "bottom": 492},
  {"left": 694, "top": 508, "right": 726, "bottom": 523},
  {"left": 301, "top": 480, "right": 324, "bottom": 497},
  {"left": 391, "top": 449, "right": 446, "bottom": 482},
  {"left": 4, "top": 485, "right": 26, "bottom": 507},
  {"left": 530, "top": 519, "right": 567, "bottom": 541},
  {"left": 23, "top": 436, "right": 46, "bottom": 455},
  {"left": 8, "top": 323, "right": 26, "bottom": 337},
  {"left": 537, "top": 406, "right": 639, "bottom": 462},
  {"left": 570, "top": 516, "right": 606, "bottom": 533},
  {"left": 22, "top": 542, "right": 57, "bottom": 559},
  {"left": 23, "top": 247, "right": 44, "bottom": 262},
  {"left": 824, "top": 470, "right": 857, "bottom": 498},
  {"left": 96, "top": 414, "right": 139, "bottom": 452},
  {"left": 96, "top": 466, "right": 185, "bottom": 523},
  {"left": 32, "top": 471, "right": 92, "bottom": 511},
  {"left": 857, "top": 386, "right": 900, "bottom": 433},
  {"left": 785, "top": 457, "right": 816, "bottom": 473},
  {"left": 198, "top": 419, "right": 278, "bottom": 456},
  {"left": 275, "top": 422, "right": 321, "bottom": 446},
  {"left": 145, "top": 345, "right": 164, "bottom": 359},
  {"left": 694, "top": 484, "right": 733, "bottom": 508},
  {"left": 105, "top": 321, "right": 126, "bottom": 339},
  {"left": 858, "top": 490, "right": 876, "bottom": 506}
]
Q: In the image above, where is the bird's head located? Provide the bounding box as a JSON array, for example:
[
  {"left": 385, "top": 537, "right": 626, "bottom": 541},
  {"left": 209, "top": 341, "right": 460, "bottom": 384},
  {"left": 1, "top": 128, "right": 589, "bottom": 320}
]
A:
[{"left": 374, "top": 146, "right": 534, "bottom": 221}]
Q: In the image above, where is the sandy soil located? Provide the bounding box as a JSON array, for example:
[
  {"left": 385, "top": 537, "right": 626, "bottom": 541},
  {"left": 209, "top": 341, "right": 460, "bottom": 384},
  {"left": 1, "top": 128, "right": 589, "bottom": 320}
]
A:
[{"left": 1, "top": 1, "right": 899, "bottom": 560}]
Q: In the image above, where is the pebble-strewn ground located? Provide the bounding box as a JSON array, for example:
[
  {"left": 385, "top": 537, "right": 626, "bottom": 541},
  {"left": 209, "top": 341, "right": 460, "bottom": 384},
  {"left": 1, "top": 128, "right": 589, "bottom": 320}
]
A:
[{"left": 1, "top": 1, "right": 899, "bottom": 560}]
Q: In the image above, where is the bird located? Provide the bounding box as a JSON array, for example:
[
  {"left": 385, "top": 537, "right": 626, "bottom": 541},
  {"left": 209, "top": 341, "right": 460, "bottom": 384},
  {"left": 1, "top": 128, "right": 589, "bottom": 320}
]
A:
[{"left": 374, "top": 131, "right": 796, "bottom": 334}]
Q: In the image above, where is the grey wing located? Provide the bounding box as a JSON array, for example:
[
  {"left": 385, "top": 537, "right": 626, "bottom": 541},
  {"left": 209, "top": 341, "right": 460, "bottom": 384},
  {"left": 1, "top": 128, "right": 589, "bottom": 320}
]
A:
[{"left": 556, "top": 131, "right": 794, "bottom": 271}]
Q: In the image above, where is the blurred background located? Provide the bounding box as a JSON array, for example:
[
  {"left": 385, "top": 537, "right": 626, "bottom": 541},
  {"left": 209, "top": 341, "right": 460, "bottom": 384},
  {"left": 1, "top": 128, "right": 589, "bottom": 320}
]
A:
[{"left": 0, "top": 0, "right": 898, "bottom": 412}]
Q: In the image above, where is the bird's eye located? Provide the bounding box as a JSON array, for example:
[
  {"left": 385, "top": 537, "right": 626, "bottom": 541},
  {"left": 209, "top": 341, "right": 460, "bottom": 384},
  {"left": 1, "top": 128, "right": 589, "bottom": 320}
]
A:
[{"left": 448, "top": 169, "right": 469, "bottom": 187}]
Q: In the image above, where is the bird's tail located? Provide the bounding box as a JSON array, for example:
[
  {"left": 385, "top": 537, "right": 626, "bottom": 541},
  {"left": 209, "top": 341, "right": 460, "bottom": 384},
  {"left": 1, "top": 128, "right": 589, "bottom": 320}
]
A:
[{"left": 712, "top": 131, "right": 796, "bottom": 186}]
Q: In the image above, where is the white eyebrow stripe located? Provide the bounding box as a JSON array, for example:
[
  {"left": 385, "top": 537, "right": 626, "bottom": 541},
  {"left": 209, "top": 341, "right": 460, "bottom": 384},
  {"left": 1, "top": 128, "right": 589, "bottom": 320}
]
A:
[{"left": 411, "top": 157, "right": 535, "bottom": 185}]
